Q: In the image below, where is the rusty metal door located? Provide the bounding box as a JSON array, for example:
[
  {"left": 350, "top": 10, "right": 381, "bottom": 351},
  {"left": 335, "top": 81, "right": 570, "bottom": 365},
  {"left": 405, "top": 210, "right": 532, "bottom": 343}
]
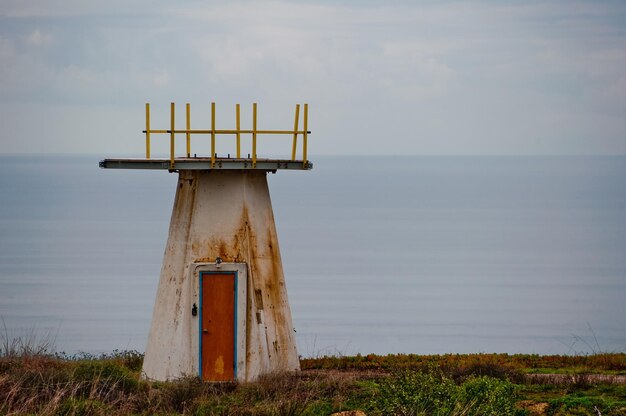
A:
[{"left": 200, "top": 272, "right": 236, "bottom": 381}]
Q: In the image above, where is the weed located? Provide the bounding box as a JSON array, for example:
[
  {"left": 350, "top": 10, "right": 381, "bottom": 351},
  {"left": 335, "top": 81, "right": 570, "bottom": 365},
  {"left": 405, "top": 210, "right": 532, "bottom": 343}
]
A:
[{"left": 1, "top": 319, "right": 57, "bottom": 358}]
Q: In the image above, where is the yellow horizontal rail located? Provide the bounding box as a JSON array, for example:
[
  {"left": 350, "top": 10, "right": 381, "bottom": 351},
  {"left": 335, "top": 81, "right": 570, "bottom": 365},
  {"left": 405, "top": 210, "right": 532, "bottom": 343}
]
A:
[
  {"left": 144, "top": 102, "right": 310, "bottom": 167},
  {"left": 143, "top": 129, "right": 311, "bottom": 135}
]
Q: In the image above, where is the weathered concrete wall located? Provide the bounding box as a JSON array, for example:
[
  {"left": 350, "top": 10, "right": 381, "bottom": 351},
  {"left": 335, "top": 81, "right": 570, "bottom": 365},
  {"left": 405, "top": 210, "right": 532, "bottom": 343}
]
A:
[{"left": 142, "top": 170, "right": 299, "bottom": 381}]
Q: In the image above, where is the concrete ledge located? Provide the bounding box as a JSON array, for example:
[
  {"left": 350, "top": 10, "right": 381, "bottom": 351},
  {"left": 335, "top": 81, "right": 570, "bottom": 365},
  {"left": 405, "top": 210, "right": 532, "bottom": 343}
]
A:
[{"left": 99, "top": 158, "right": 313, "bottom": 171}]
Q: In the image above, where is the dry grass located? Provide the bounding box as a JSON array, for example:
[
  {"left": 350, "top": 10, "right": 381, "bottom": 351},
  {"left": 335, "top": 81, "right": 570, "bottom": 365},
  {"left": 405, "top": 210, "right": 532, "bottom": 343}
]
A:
[
  {"left": 0, "top": 350, "right": 366, "bottom": 415},
  {"left": 1, "top": 332, "right": 625, "bottom": 416}
]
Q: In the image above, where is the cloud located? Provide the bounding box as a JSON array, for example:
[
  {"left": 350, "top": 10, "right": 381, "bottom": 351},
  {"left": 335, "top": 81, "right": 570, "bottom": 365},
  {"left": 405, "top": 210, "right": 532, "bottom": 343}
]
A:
[
  {"left": 0, "top": 1, "right": 625, "bottom": 155},
  {"left": 0, "top": 34, "right": 15, "bottom": 63},
  {"left": 0, "top": 0, "right": 166, "bottom": 17},
  {"left": 26, "top": 29, "right": 53, "bottom": 46},
  {"left": 152, "top": 71, "right": 169, "bottom": 87}
]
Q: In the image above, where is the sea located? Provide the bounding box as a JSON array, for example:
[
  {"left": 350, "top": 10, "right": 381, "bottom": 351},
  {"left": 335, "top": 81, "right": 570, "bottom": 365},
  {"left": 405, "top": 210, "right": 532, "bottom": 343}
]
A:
[{"left": 0, "top": 155, "right": 625, "bottom": 357}]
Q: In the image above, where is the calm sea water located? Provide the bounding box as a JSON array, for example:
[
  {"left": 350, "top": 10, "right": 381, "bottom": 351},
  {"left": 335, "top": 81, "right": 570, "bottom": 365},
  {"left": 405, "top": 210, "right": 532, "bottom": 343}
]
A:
[{"left": 0, "top": 155, "right": 625, "bottom": 356}]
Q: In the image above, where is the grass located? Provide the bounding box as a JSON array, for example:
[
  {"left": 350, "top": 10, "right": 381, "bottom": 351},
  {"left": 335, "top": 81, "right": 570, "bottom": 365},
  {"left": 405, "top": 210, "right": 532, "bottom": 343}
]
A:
[
  {"left": 1, "top": 341, "right": 625, "bottom": 415},
  {"left": 301, "top": 352, "right": 626, "bottom": 375},
  {"left": 0, "top": 352, "right": 363, "bottom": 415}
]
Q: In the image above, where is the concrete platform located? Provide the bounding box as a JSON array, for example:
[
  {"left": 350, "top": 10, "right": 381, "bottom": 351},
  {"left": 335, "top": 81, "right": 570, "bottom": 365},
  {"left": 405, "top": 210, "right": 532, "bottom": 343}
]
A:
[{"left": 99, "top": 158, "right": 313, "bottom": 171}]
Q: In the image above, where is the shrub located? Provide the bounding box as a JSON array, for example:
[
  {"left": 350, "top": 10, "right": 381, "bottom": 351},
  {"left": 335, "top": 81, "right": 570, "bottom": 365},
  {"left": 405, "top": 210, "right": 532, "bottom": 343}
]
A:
[
  {"left": 458, "top": 376, "right": 519, "bottom": 416},
  {"left": 73, "top": 361, "right": 139, "bottom": 394},
  {"left": 370, "top": 370, "right": 522, "bottom": 416},
  {"left": 371, "top": 370, "right": 457, "bottom": 415},
  {"left": 453, "top": 362, "right": 526, "bottom": 383},
  {"left": 110, "top": 349, "right": 144, "bottom": 372}
]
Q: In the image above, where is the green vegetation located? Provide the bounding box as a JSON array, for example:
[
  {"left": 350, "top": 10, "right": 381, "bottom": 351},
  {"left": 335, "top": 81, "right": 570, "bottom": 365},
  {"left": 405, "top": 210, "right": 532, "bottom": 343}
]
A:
[
  {"left": 371, "top": 370, "right": 522, "bottom": 416},
  {"left": 301, "top": 352, "right": 626, "bottom": 375},
  {"left": 1, "top": 344, "right": 625, "bottom": 415}
]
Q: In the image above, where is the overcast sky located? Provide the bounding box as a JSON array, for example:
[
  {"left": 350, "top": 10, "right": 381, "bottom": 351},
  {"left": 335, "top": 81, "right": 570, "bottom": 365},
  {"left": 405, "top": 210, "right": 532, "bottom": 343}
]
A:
[{"left": 1, "top": 1, "right": 625, "bottom": 156}]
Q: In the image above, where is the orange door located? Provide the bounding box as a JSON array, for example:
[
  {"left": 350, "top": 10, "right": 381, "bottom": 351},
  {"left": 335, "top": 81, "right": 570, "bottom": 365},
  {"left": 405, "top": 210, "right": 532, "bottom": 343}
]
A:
[{"left": 201, "top": 272, "right": 236, "bottom": 381}]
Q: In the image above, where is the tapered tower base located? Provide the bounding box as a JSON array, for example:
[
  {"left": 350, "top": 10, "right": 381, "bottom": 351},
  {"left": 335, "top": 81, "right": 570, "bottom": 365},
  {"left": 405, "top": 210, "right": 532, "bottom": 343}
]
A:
[{"left": 141, "top": 170, "right": 299, "bottom": 381}]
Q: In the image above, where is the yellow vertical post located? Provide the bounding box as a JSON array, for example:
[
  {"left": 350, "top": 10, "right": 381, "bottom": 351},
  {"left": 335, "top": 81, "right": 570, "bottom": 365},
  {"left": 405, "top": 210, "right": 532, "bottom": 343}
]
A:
[
  {"left": 236, "top": 104, "right": 241, "bottom": 159},
  {"left": 211, "top": 102, "right": 216, "bottom": 168},
  {"left": 291, "top": 104, "right": 300, "bottom": 161},
  {"left": 186, "top": 103, "right": 191, "bottom": 158},
  {"left": 252, "top": 103, "right": 257, "bottom": 168},
  {"left": 145, "top": 103, "right": 151, "bottom": 159},
  {"left": 303, "top": 103, "right": 308, "bottom": 167},
  {"left": 170, "top": 102, "right": 175, "bottom": 169}
]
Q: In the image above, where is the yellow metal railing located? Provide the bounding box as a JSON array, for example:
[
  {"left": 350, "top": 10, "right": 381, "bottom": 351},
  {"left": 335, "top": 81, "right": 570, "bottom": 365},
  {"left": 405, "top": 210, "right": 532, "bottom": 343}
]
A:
[{"left": 143, "top": 102, "right": 310, "bottom": 169}]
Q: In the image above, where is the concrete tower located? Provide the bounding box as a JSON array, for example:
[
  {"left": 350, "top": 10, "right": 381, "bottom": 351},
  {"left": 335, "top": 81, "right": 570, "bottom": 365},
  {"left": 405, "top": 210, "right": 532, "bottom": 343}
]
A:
[{"left": 100, "top": 102, "right": 311, "bottom": 382}]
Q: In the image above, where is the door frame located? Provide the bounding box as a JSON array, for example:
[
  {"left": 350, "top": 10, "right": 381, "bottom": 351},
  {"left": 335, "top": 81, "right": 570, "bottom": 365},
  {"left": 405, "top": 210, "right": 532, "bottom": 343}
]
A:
[{"left": 191, "top": 262, "right": 247, "bottom": 381}]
